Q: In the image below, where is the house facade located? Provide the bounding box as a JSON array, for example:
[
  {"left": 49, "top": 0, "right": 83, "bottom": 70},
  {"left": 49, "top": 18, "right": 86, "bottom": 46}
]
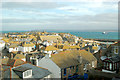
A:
[
  {"left": 102, "top": 57, "right": 120, "bottom": 73},
  {"left": 7, "top": 41, "right": 36, "bottom": 53},
  {"left": 38, "top": 50, "right": 97, "bottom": 79},
  {"left": 100, "top": 42, "right": 120, "bottom": 73}
]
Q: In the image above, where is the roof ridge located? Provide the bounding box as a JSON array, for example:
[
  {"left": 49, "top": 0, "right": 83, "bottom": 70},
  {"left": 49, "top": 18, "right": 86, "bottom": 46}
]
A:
[{"left": 28, "top": 63, "right": 49, "bottom": 70}]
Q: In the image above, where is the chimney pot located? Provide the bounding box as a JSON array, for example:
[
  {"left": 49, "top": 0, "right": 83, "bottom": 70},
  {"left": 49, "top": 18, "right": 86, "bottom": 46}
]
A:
[{"left": 78, "top": 56, "right": 82, "bottom": 64}]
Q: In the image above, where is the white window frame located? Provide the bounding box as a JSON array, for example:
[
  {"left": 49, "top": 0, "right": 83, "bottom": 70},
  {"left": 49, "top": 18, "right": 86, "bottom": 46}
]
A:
[
  {"left": 92, "top": 61, "right": 95, "bottom": 68},
  {"left": 23, "top": 70, "right": 32, "bottom": 78}
]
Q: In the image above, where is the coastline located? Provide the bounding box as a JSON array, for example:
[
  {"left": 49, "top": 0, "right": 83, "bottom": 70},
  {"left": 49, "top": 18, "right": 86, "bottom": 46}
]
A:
[
  {"left": 85, "top": 38, "right": 118, "bottom": 42},
  {"left": 1, "top": 31, "right": 118, "bottom": 41}
]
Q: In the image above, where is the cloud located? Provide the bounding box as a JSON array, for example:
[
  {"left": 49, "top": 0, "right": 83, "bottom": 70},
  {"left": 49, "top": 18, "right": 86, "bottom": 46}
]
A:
[
  {"left": 1, "top": 1, "right": 118, "bottom": 31},
  {"left": 2, "top": 0, "right": 120, "bottom": 2},
  {"left": 2, "top": 13, "right": 118, "bottom": 31},
  {"left": 57, "top": 2, "right": 118, "bottom": 15},
  {"left": 2, "top": 2, "right": 66, "bottom": 9}
]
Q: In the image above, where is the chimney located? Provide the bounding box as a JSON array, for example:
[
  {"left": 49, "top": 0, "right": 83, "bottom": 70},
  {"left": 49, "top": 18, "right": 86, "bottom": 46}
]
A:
[
  {"left": 45, "top": 54, "right": 50, "bottom": 59},
  {"left": 3, "top": 56, "right": 6, "bottom": 58},
  {"left": 78, "top": 55, "right": 82, "bottom": 64},
  {"left": 118, "top": 41, "right": 120, "bottom": 57},
  {"left": 86, "top": 47, "right": 90, "bottom": 53},
  {"left": 11, "top": 53, "right": 13, "bottom": 59},
  {"left": 118, "top": 45, "right": 120, "bottom": 57}
]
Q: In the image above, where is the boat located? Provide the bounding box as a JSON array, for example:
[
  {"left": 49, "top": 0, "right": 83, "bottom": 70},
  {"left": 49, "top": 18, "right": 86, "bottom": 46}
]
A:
[{"left": 102, "top": 32, "right": 106, "bottom": 34}]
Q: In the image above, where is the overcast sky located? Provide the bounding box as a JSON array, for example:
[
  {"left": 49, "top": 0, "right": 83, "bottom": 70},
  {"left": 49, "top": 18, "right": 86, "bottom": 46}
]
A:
[{"left": 1, "top": 0, "right": 119, "bottom": 31}]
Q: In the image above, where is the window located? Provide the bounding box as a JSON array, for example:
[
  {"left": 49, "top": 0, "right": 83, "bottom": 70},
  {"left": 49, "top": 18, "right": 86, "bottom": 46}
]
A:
[
  {"left": 110, "top": 63, "right": 112, "bottom": 70},
  {"left": 117, "top": 63, "right": 119, "bottom": 69},
  {"left": 73, "top": 66, "right": 74, "bottom": 69},
  {"left": 70, "top": 66, "right": 72, "bottom": 69},
  {"left": 92, "top": 61, "right": 94, "bottom": 67},
  {"left": 64, "top": 68, "right": 66, "bottom": 76},
  {"left": 24, "top": 71, "right": 27, "bottom": 77},
  {"left": 23, "top": 70, "right": 32, "bottom": 78},
  {"left": 32, "top": 60, "right": 36, "bottom": 65},
  {"left": 27, "top": 70, "right": 30, "bottom": 76},
  {"left": 114, "top": 63, "right": 116, "bottom": 69},
  {"left": 114, "top": 47, "right": 118, "bottom": 54},
  {"left": 76, "top": 65, "right": 79, "bottom": 72},
  {"left": 107, "top": 63, "right": 109, "bottom": 69},
  {"left": 113, "top": 63, "right": 114, "bottom": 70},
  {"left": 104, "top": 62, "right": 106, "bottom": 68},
  {"left": 116, "top": 49, "right": 118, "bottom": 53}
]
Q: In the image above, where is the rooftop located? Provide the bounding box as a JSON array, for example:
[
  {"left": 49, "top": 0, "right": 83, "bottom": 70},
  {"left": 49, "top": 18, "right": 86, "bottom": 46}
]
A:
[
  {"left": 51, "top": 50, "right": 97, "bottom": 68},
  {"left": 13, "top": 66, "right": 31, "bottom": 72}
]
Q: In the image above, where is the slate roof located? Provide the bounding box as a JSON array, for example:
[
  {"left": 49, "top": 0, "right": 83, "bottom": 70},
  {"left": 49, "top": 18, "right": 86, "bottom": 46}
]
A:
[
  {"left": 14, "top": 54, "right": 25, "bottom": 59},
  {"left": 92, "top": 46, "right": 98, "bottom": 51},
  {"left": 9, "top": 43, "right": 18, "bottom": 48},
  {"left": 40, "top": 35, "right": 62, "bottom": 42},
  {"left": 69, "top": 45, "right": 80, "bottom": 49},
  {"left": 62, "top": 45, "right": 70, "bottom": 49},
  {"left": 2, "top": 68, "right": 11, "bottom": 78},
  {"left": 13, "top": 63, "right": 51, "bottom": 78},
  {"left": 21, "top": 41, "right": 35, "bottom": 47},
  {"left": 13, "top": 66, "right": 31, "bottom": 72},
  {"left": 2, "top": 59, "right": 26, "bottom": 67},
  {"left": 50, "top": 50, "right": 97, "bottom": 68},
  {"left": 41, "top": 46, "right": 58, "bottom": 51},
  {"left": 2, "top": 63, "right": 51, "bottom": 79},
  {"left": 103, "top": 56, "right": 120, "bottom": 63},
  {"left": 81, "top": 45, "right": 94, "bottom": 53}
]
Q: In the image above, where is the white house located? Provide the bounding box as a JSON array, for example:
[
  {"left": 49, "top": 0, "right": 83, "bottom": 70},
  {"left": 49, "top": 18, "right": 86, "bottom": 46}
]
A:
[
  {"left": 38, "top": 55, "right": 61, "bottom": 78},
  {"left": 20, "top": 41, "right": 36, "bottom": 53},
  {"left": 8, "top": 44, "right": 19, "bottom": 52},
  {"left": 42, "top": 41, "right": 53, "bottom": 46},
  {"left": 8, "top": 42, "right": 36, "bottom": 53},
  {"left": 41, "top": 46, "right": 58, "bottom": 57},
  {"left": 0, "top": 39, "right": 5, "bottom": 51}
]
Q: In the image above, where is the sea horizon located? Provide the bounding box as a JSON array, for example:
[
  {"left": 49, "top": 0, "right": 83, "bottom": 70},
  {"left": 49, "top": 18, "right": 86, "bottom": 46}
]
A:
[{"left": 0, "top": 30, "right": 119, "bottom": 40}]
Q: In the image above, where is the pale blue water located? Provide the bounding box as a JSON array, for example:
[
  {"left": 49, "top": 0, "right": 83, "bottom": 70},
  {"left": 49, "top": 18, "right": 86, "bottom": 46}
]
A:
[{"left": 1, "top": 31, "right": 119, "bottom": 40}]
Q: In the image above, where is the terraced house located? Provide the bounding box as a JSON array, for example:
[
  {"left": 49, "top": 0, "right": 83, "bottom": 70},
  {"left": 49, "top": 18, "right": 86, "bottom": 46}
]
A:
[
  {"left": 40, "top": 45, "right": 59, "bottom": 57},
  {"left": 38, "top": 50, "right": 97, "bottom": 79},
  {"left": 6, "top": 41, "right": 36, "bottom": 53}
]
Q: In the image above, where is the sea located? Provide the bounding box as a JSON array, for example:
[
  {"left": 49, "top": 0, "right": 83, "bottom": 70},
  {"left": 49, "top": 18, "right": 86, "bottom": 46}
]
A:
[{"left": 1, "top": 31, "right": 119, "bottom": 40}]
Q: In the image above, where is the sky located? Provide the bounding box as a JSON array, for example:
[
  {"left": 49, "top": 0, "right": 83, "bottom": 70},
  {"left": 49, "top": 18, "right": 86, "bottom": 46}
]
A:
[{"left": 1, "top": 0, "right": 119, "bottom": 31}]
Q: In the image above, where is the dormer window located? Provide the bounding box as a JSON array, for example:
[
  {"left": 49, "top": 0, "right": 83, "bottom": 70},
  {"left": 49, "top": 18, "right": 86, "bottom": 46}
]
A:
[
  {"left": 23, "top": 69, "right": 32, "bottom": 78},
  {"left": 13, "top": 66, "right": 32, "bottom": 79},
  {"left": 114, "top": 46, "right": 118, "bottom": 54}
]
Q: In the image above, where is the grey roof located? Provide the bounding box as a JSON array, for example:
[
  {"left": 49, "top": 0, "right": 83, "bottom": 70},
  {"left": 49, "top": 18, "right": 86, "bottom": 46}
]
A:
[
  {"left": 104, "top": 56, "right": 120, "bottom": 63},
  {"left": 13, "top": 66, "right": 31, "bottom": 72},
  {"left": 100, "top": 56, "right": 107, "bottom": 61},
  {"left": 81, "top": 45, "right": 94, "bottom": 53},
  {"left": 12, "top": 63, "right": 51, "bottom": 78},
  {"left": 109, "top": 56, "right": 120, "bottom": 62},
  {"left": 2, "top": 63, "right": 51, "bottom": 79},
  {"left": 2, "top": 67, "right": 11, "bottom": 78}
]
